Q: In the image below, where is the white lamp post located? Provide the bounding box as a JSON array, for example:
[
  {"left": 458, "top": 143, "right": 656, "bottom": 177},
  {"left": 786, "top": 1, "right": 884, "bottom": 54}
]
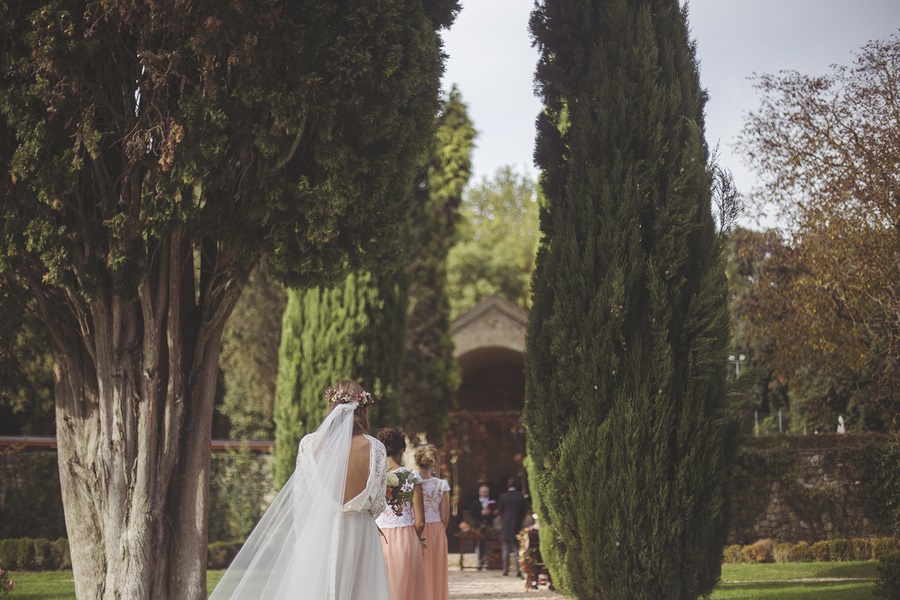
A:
[{"left": 727, "top": 354, "right": 746, "bottom": 378}]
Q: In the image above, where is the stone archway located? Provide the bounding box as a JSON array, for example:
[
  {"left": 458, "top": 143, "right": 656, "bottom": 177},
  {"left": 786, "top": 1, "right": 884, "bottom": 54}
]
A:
[{"left": 446, "top": 296, "right": 528, "bottom": 545}]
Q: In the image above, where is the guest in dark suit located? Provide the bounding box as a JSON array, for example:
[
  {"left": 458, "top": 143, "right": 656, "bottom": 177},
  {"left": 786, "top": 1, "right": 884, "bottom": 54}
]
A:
[
  {"left": 498, "top": 477, "right": 527, "bottom": 577},
  {"left": 468, "top": 484, "right": 494, "bottom": 569}
]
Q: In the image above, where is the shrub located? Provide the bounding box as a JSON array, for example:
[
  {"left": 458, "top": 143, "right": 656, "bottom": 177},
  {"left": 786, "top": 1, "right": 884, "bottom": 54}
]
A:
[
  {"left": 811, "top": 540, "right": 830, "bottom": 562},
  {"left": 829, "top": 538, "right": 852, "bottom": 561},
  {"left": 0, "top": 566, "right": 10, "bottom": 597},
  {"left": 874, "top": 538, "right": 900, "bottom": 560},
  {"left": 722, "top": 545, "right": 743, "bottom": 564},
  {"left": 207, "top": 542, "right": 242, "bottom": 570},
  {"left": 851, "top": 537, "right": 874, "bottom": 561},
  {"left": 0, "top": 537, "right": 244, "bottom": 571},
  {"left": 208, "top": 450, "right": 271, "bottom": 544},
  {"left": 873, "top": 550, "right": 900, "bottom": 599},
  {"left": 741, "top": 539, "right": 774, "bottom": 563},
  {"left": 773, "top": 542, "right": 794, "bottom": 563},
  {"left": 32, "top": 538, "right": 53, "bottom": 569},
  {"left": 0, "top": 452, "right": 66, "bottom": 539},
  {"left": 789, "top": 541, "right": 813, "bottom": 562},
  {"left": 14, "top": 538, "right": 33, "bottom": 570},
  {"left": 50, "top": 538, "right": 70, "bottom": 570},
  {"left": 0, "top": 541, "right": 14, "bottom": 570}
]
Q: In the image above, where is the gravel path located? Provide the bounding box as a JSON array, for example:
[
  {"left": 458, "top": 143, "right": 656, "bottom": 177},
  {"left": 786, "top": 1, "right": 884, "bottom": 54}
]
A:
[{"left": 448, "top": 554, "right": 561, "bottom": 600}]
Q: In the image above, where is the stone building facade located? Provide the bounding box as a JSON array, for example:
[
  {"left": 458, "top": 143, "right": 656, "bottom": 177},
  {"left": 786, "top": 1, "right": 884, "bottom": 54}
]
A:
[{"left": 446, "top": 297, "right": 528, "bottom": 549}]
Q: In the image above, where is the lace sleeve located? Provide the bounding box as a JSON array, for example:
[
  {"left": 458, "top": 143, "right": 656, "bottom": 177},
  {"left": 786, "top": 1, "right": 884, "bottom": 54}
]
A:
[
  {"left": 368, "top": 437, "right": 387, "bottom": 517},
  {"left": 294, "top": 433, "right": 315, "bottom": 472}
]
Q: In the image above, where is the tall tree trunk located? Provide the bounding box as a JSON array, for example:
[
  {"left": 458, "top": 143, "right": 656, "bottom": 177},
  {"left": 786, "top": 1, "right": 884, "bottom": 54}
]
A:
[{"left": 45, "top": 232, "right": 239, "bottom": 600}]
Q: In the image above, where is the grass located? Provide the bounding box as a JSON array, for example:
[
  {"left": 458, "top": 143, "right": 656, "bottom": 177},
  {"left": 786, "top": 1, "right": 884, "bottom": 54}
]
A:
[
  {"left": 0, "top": 571, "right": 75, "bottom": 600},
  {"left": 1, "top": 562, "right": 880, "bottom": 599},
  {"left": 712, "top": 561, "right": 878, "bottom": 599},
  {"left": 1, "top": 571, "right": 225, "bottom": 599}
]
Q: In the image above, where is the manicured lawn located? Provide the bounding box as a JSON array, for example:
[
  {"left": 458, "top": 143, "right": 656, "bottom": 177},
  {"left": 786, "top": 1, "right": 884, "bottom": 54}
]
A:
[
  {"left": 3, "top": 562, "right": 880, "bottom": 599},
  {"left": 2, "top": 571, "right": 225, "bottom": 599},
  {"left": 0, "top": 571, "right": 75, "bottom": 600},
  {"left": 721, "top": 561, "right": 877, "bottom": 582},
  {"left": 712, "top": 561, "right": 878, "bottom": 599}
]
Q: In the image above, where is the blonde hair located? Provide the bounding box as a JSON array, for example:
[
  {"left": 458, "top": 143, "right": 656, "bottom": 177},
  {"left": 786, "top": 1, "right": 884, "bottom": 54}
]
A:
[
  {"left": 326, "top": 379, "right": 369, "bottom": 435},
  {"left": 414, "top": 444, "right": 438, "bottom": 469}
]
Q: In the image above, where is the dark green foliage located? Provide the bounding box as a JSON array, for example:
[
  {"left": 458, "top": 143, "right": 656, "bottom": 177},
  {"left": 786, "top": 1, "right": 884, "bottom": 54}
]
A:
[
  {"left": 273, "top": 272, "right": 407, "bottom": 486},
  {"left": 208, "top": 448, "right": 271, "bottom": 543},
  {"left": 874, "top": 538, "right": 900, "bottom": 560},
  {"left": 789, "top": 542, "right": 814, "bottom": 563},
  {"left": 0, "top": 0, "right": 454, "bottom": 291},
  {"left": 0, "top": 295, "right": 54, "bottom": 436},
  {"left": 218, "top": 266, "right": 288, "bottom": 440},
  {"left": 207, "top": 542, "right": 243, "bottom": 571},
  {"left": 0, "top": 452, "right": 66, "bottom": 540},
  {"left": 874, "top": 550, "right": 900, "bottom": 599},
  {"left": 399, "top": 87, "right": 475, "bottom": 442},
  {"left": 829, "top": 538, "right": 852, "bottom": 562},
  {"left": 524, "top": 0, "right": 733, "bottom": 598},
  {"left": 0, "top": 0, "right": 456, "bottom": 588},
  {"left": 859, "top": 439, "right": 900, "bottom": 537}
]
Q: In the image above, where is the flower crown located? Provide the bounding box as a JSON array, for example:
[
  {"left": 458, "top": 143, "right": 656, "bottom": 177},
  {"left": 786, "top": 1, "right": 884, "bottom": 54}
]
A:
[{"left": 325, "top": 387, "right": 374, "bottom": 406}]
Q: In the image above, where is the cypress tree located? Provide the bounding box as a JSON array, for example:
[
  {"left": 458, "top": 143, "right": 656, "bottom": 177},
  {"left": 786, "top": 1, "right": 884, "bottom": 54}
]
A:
[
  {"left": 524, "top": 1, "right": 733, "bottom": 598},
  {"left": 273, "top": 272, "right": 406, "bottom": 486},
  {"left": 400, "top": 87, "right": 475, "bottom": 442}
]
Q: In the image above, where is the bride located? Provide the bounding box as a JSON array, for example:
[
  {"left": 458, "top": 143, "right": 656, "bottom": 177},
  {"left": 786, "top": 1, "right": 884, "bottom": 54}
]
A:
[{"left": 209, "top": 379, "right": 390, "bottom": 600}]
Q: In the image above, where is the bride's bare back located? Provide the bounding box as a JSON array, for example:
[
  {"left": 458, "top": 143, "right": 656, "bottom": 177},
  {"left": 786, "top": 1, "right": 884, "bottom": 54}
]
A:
[{"left": 344, "top": 435, "right": 371, "bottom": 503}]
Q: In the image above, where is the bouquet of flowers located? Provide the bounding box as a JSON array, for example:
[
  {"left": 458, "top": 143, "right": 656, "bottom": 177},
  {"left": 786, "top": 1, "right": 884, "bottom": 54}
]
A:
[{"left": 385, "top": 470, "right": 417, "bottom": 516}]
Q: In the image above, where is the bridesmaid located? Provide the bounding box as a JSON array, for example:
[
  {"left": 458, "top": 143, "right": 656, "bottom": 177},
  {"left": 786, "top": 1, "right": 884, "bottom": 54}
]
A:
[
  {"left": 415, "top": 444, "right": 450, "bottom": 600},
  {"left": 375, "top": 429, "right": 426, "bottom": 600}
]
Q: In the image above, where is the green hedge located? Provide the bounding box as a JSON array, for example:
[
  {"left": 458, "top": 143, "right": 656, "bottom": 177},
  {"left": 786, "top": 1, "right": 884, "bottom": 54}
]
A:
[
  {"left": 0, "top": 452, "right": 65, "bottom": 539},
  {"left": 1, "top": 448, "right": 271, "bottom": 543},
  {"left": 722, "top": 537, "right": 900, "bottom": 564},
  {"left": 0, "top": 538, "right": 241, "bottom": 571},
  {"left": 0, "top": 538, "right": 69, "bottom": 571},
  {"left": 874, "top": 550, "right": 900, "bottom": 599}
]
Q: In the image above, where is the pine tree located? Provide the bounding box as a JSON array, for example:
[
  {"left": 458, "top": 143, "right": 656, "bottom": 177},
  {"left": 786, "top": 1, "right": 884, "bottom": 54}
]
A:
[
  {"left": 524, "top": 1, "right": 734, "bottom": 598},
  {"left": 273, "top": 272, "right": 406, "bottom": 486},
  {"left": 400, "top": 87, "right": 475, "bottom": 442}
]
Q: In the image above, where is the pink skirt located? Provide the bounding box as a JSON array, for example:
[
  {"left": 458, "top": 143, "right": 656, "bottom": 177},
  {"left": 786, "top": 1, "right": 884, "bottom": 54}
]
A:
[
  {"left": 422, "top": 521, "right": 449, "bottom": 600},
  {"left": 379, "top": 525, "right": 426, "bottom": 600}
]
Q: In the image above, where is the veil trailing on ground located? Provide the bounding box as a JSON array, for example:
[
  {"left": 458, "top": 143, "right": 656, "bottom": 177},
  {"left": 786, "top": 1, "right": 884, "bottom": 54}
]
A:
[{"left": 209, "top": 403, "right": 357, "bottom": 600}]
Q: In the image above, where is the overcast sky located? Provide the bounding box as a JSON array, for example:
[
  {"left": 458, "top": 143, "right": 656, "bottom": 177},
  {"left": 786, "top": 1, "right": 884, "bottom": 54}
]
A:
[{"left": 440, "top": 1, "right": 900, "bottom": 229}]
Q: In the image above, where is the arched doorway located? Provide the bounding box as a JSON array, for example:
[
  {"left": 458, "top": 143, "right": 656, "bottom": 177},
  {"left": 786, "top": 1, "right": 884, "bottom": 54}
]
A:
[{"left": 445, "top": 297, "right": 528, "bottom": 549}]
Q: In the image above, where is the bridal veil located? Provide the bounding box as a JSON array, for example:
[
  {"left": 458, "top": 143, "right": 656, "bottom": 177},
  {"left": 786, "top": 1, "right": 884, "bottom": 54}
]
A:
[{"left": 209, "top": 402, "right": 358, "bottom": 599}]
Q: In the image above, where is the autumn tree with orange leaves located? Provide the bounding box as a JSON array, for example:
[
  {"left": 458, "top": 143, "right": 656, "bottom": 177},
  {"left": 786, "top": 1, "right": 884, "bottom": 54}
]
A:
[{"left": 737, "top": 34, "right": 900, "bottom": 432}]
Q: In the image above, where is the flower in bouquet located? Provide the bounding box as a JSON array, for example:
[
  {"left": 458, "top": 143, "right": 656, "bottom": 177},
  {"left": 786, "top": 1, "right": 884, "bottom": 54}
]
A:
[{"left": 385, "top": 469, "right": 417, "bottom": 516}]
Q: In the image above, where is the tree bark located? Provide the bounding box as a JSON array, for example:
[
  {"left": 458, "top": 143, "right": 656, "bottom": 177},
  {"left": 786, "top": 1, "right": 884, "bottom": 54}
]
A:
[{"left": 44, "top": 232, "right": 241, "bottom": 600}]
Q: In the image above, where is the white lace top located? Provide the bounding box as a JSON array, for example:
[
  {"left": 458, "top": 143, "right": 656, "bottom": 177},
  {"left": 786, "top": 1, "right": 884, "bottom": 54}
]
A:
[
  {"left": 375, "top": 467, "right": 422, "bottom": 529},
  {"left": 420, "top": 477, "right": 450, "bottom": 524},
  {"left": 295, "top": 433, "right": 387, "bottom": 518}
]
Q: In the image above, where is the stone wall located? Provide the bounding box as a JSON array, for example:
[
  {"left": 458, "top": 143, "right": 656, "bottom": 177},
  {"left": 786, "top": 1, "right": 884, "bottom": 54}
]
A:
[{"left": 727, "top": 434, "right": 896, "bottom": 545}]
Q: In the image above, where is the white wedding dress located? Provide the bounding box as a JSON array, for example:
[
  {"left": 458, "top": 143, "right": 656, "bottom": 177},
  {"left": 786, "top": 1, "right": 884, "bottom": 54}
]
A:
[{"left": 209, "top": 403, "right": 390, "bottom": 600}]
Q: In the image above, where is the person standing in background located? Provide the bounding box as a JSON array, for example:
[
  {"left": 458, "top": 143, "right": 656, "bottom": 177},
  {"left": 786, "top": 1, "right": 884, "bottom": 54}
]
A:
[
  {"left": 469, "top": 484, "right": 494, "bottom": 569},
  {"left": 415, "top": 444, "right": 450, "bottom": 600},
  {"left": 498, "top": 477, "right": 527, "bottom": 577}
]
